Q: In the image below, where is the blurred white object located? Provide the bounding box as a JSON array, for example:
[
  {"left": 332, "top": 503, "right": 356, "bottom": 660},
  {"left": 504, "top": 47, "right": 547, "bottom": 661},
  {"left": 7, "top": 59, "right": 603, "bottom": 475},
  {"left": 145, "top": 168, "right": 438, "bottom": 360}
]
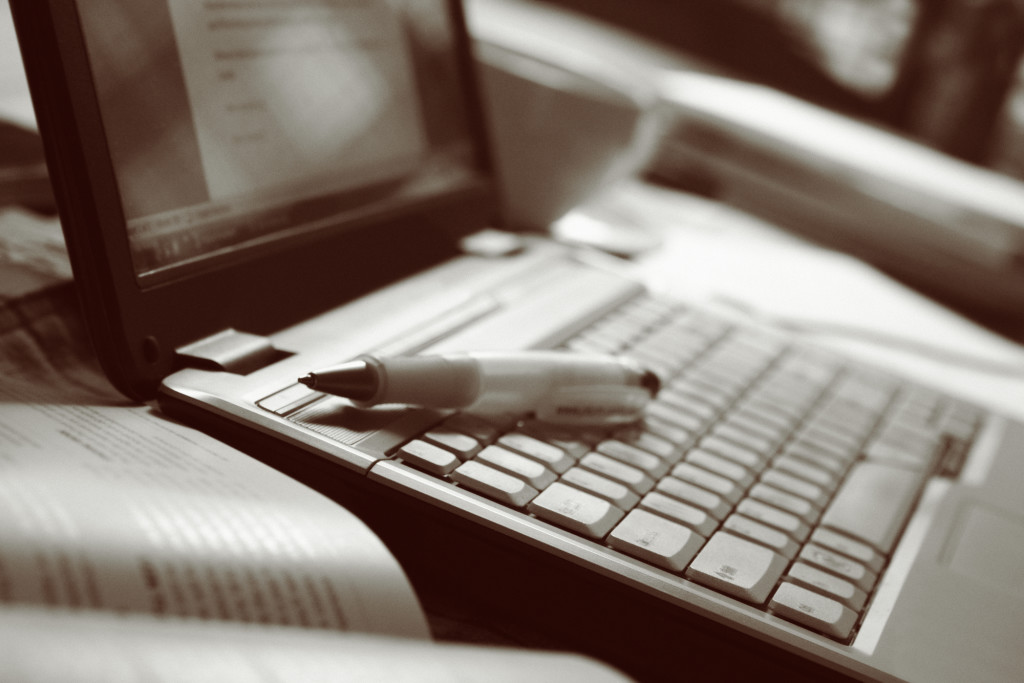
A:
[
  {"left": 657, "top": 70, "right": 1024, "bottom": 270},
  {"left": 652, "top": 70, "right": 1024, "bottom": 323},
  {"left": 468, "top": 0, "right": 667, "bottom": 235}
]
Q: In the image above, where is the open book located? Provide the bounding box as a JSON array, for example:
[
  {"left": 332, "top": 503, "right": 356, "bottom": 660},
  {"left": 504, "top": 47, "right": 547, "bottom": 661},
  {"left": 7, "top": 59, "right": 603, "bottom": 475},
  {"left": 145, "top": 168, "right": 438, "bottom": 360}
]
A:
[{"left": 0, "top": 302, "right": 627, "bottom": 682}]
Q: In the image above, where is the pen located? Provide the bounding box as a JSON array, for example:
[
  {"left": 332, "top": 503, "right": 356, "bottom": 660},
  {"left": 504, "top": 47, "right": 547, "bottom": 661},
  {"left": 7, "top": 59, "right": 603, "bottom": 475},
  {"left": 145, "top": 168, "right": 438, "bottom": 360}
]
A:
[{"left": 298, "top": 351, "right": 660, "bottom": 425}]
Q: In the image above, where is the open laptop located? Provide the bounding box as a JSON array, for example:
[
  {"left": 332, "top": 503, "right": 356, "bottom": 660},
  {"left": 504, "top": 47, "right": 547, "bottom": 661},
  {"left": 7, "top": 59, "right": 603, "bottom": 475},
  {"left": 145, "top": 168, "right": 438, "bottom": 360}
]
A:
[{"left": 11, "top": 1, "right": 1024, "bottom": 681}]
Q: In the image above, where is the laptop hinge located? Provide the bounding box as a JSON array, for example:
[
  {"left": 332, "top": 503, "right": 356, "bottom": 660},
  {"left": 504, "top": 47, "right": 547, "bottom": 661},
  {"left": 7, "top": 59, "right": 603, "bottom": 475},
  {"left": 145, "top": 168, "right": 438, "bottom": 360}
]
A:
[{"left": 176, "top": 328, "right": 287, "bottom": 375}]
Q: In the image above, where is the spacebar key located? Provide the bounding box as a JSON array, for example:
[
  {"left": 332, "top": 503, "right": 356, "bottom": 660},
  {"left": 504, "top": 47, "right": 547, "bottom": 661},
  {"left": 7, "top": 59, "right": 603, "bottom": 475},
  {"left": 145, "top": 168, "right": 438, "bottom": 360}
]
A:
[{"left": 820, "top": 462, "right": 924, "bottom": 555}]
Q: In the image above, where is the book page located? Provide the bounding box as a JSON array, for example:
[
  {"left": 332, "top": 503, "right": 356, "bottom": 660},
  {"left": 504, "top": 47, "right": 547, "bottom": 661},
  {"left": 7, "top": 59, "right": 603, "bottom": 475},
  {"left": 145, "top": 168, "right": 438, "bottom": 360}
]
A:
[
  {"left": 0, "top": 372, "right": 429, "bottom": 639},
  {"left": 0, "top": 202, "right": 428, "bottom": 638},
  {"left": 0, "top": 607, "right": 631, "bottom": 682}
]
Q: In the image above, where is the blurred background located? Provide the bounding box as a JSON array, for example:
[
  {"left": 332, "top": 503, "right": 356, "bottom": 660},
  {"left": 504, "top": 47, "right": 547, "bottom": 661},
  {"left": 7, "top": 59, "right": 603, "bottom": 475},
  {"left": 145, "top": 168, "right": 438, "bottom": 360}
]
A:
[
  {"left": 4, "top": 0, "right": 1024, "bottom": 341},
  {"left": 540, "top": 0, "right": 1024, "bottom": 177},
  {"left": 509, "top": 0, "right": 1024, "bottom": 342}
]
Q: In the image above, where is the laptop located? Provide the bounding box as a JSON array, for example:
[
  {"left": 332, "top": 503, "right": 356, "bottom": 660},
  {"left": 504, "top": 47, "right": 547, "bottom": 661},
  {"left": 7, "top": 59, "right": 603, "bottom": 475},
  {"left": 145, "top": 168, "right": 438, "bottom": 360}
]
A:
[{"left": 11, "top": 1, "right": 1024, "bottom": 681}]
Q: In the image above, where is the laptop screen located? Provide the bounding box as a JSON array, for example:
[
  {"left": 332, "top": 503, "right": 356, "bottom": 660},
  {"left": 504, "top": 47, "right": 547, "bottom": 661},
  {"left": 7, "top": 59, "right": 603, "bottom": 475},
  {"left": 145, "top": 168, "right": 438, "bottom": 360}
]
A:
[{"left": 77, "top": 0, "right": 483, "bottom": 281}]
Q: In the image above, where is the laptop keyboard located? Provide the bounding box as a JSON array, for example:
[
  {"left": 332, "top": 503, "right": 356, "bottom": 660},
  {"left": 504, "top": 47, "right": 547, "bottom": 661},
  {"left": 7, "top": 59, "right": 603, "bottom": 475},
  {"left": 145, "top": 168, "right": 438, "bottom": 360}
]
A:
[{"left": 391, "top": 296, "right": 983, "bottom": 643}]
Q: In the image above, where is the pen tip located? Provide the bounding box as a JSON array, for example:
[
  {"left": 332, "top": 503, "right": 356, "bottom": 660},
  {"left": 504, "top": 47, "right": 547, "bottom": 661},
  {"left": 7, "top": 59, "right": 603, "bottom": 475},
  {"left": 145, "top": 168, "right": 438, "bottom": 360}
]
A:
[{"left": 298, "top": 374, "right": 315, "bottom": 388}]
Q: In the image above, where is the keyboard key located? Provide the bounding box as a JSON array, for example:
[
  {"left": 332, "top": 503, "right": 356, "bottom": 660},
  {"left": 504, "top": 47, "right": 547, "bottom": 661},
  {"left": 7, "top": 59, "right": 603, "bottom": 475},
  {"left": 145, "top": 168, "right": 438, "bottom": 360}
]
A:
[
  {"left": 686, "top": 532, "right": 788, "bottom": 605},
  {"left": 722, "top": 514, "right": 799, "bottom": 559},
  {"left": 641, "top": 417, "right": 696, "bottom": 446},
  {"left": 451, "top": 460, "right": 538, "bottom": 508},
  {"left": 770, "top": 455, "right": 839, "bottom": 490},
  {"left": 735, "top": 498, "right": 808, "bottom": 541},
  {"left": 878, "top": 414, "right": 940, "bottom": 440},
  {"left": 712, "top": 422, "right": 778, "bottom": 455},
  {"left": 862, "top": 436, "right": 940, "bottom": 471},
  {"left": 747, "top": 483, "right": 820, "bottom": 525},
  {"left": 753, "top": 375, "right": 819, "bottom": 401},
  {"left": 809, "top": 529, "right": 884, "bottom": 574},
  {"left": 890, "top": 387, "right": 941, "bottom": 422},
  {"left": 561, "top": 467, "right": 640, "bottom": 510},
  {"left": 398, "top": 439, "right": 460, "bottom": 476},
  {"left": 498, "top": 433, "right": 574, "bottom": 473},
  {"left": 785, "top": 563, "right": 868, "bottom": 612},
  {"left": 794, "top": 422, "right": 861, "bottom": 452},
  {"left": 580, "top": 453, "right": 655, "bottom": 494},
  {"left": 723, "top": 412, "right": 789, "bottom": 443},
  {"left": 810, "top": 404, "right": 877, "bottom": 439},
  {"left": 770, "top": 583, "right": 858, "bottom": 640},
  {"left": 668, "top": 380, "right": 733, "bottom": 410},
  {"left": 820, "top": 461, "right": 924, "bottom": 554},
  {"left": 671, "top": 463, "right": 743, "bottom": 504},
  {"left": 685, "top": 450, "right": 755, "bottom": 489},
  {"left": 760, "top": 469, "right": 829, "bottom": 509},
  {"left": 798, "top": 545, "right": 876, "bottom": 592},
  {"left": 831, "top": 374, "right": 896, "bottom": 413},
  {"left": 582, "top": 322, "right": 634, "bottom": 351},
  {"left": 609, "top": 509, "right": 706, "bottom": 572},
  {"left": 617, "top": 297, "right": 674, "bottom": 325},
  {"left": 519, "top": 420, "right": 599, "bottom": 459},
  {"left": 655, "top": 477, "right": 731, "bottom": 519},
  {"left": 528, "top": 482, "right": 625, "bottom": 539},
  {"left": 658, "top": 392, "right": 719, "bottom": 422},
  {"left": 687, "top": 367, "right": 749, "bottom": 394},
  {"left": 789, "top": 359, "right": 834, "bottom": 381},
  {"left": 422, "top": 429, "right": 482, "bottom": 460},
  {"left": 477, "top": 445, "right": 557, "bottom": 490},
  {"left": 698, "top": 435, "right": 765, "bottom": 470},
  {"left": 742, "top": 395, "right": 806, "bottom": 423},
  {"left": 731, "top": 403, "right": 797, "bottom": 433},
  {"left": 613, "top": 427, "right": 681, "bottom": 461},
  {"left": 567, "top": 336, "right": 618, "bottom": 354},
  {"left": 782, "top": 442, "right": 847, "bottom": 475},
  {"left": 776, "top": 355, "right": 838, "bottom": 386},
  {"left": 795, "top": 427, "right": 862, "bottom": 459},
  {"left": 709, "top": 338, "right": 774, "bottom": 364},
  {"left": 597, "top": 440, "right": 671, "bottom": 478},
  {"left": 639, "top": 492, "right": 717, "bottom": 537},
  {"left": 646, "top": 402, "right": 706, "bottom": 433}
]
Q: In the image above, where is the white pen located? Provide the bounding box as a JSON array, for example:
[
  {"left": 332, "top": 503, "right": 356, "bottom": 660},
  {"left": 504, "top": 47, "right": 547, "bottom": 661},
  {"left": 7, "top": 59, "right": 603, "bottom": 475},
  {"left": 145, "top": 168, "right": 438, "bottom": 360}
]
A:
[{"left": 297, "top": 351, "right": 660, "bottom": 426}]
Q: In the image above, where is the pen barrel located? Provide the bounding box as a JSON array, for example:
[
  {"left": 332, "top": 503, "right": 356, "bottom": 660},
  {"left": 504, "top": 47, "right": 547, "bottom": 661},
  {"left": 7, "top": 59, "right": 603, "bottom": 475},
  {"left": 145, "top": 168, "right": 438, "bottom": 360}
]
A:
[
  {"left": 364, "top": 351, "right": 653, "bottom": 424},
  {"left": 362, "top": 355, "right": 480, "bottom": 408},
  {"left": 464, "top": 352, "right": 651, "bottom": 422}
]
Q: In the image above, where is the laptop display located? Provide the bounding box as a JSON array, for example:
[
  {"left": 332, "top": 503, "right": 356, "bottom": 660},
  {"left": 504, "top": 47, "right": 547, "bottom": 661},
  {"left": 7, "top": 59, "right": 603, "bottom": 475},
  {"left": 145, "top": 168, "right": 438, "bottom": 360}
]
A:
[
  {"left": 76, "top": 0, "right": 483, "bottom": 282},
  {"left": 14, "top": 0, "right": 496, "bottom": 398}
]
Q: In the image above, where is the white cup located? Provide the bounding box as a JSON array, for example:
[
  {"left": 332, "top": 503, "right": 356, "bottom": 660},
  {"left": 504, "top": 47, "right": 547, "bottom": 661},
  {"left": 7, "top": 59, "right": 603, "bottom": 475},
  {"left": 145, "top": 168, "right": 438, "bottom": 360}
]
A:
[{"left": 475, "top": 41, "right": 659, "bottom": 231}]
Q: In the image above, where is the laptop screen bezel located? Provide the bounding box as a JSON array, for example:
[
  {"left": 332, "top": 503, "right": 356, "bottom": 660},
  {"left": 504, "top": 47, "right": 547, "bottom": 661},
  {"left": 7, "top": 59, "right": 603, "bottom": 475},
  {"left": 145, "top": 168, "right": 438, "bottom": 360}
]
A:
[{"left": 11, "top": 0, "right": 499, "bottom": 400}]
